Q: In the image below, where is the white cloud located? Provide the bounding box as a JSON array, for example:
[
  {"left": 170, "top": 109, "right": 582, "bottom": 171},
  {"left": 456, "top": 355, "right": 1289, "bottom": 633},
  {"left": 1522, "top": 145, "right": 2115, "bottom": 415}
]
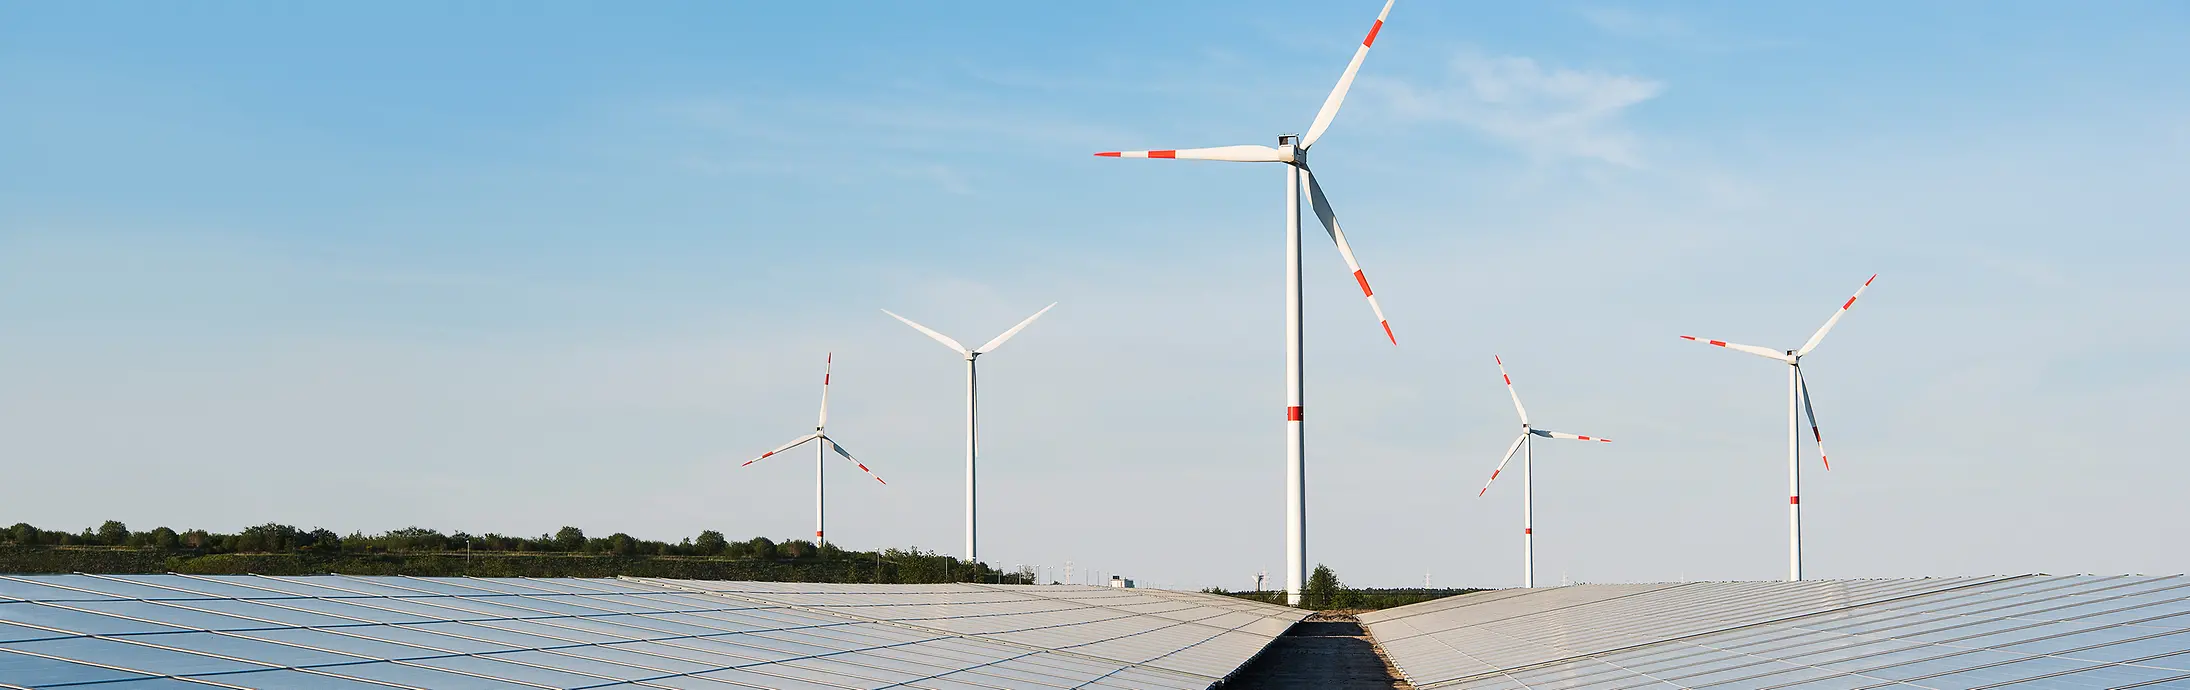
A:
[{"left": 1377, "top": 52, "right": 1664, "bottom": 166}]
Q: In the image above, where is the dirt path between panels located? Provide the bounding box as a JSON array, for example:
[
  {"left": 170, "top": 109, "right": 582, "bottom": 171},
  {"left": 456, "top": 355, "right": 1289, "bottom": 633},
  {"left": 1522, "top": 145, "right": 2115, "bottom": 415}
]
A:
[{"left": 1223, "top": 613, "right": 1414, "bottom": 689}]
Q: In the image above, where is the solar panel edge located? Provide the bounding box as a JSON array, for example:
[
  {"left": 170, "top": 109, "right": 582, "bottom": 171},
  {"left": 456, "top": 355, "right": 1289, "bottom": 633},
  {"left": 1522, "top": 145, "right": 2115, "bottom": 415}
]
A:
[
  {"left": 618, "top": 576, "right": 1293, "bottom": 685},
  {"left": 1369, "top": 575, "right": 2044, "bottom": 688}
]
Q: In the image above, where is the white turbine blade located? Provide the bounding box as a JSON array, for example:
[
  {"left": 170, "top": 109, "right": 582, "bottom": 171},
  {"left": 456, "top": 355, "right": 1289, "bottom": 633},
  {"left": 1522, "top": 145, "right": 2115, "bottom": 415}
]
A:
[
  {"left": 1300, "top": 0, "right": 1396, "bottom": 149},
  {"left": 1797, "top": 274, "right": 1877, "bottom": 357},
  {"left": 824, "top": 437, "right": 887, "bottom": 485},
  {"left": 1092, "top": 145, "right": 1283, "bottom": 162},
  {"left": 882, "top": 309, "right": 970, "bottom": 355},
  {"left": 975, "top": 302, "right": 1057, "bottom": 355},
  {"left": 1494, "top": 355, "right": 1529, "bottom": 425},
  {"left": 1679, "top": 335, "right": 1792, "bottom": 363},
  {"left": 1797, "top": 368, "right": 1830, "bottom": 470},
  {"left": 817, "top": 352, "right": 833, "bottom": 429},
  {"left": 1479, "top": 433, "right": 1528, "bottom": 497},
  {"left": 1302, "top": 167, "right": 1395, "bottom": 344},
  {"left": 1531, "top": 429, "right": 1612, "bottom": 443},
  {"left": 742, "top": 433, "right": 818, "bottom": 467}
]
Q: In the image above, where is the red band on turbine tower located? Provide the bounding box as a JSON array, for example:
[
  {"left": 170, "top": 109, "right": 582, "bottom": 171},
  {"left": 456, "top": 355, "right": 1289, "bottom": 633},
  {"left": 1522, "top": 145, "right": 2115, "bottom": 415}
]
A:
[
  {"left": 815, "top": 531, "right": 823, "bottom": 537},
  {"left": 1790, "top": 496, "right": 1800, "bottom": 505},
  {"left": 1287, "top": 406, "right": 1303, "bottom": 421},
  {"left": 1523, "top": 528, "right": 1532, "bottom": 535}
]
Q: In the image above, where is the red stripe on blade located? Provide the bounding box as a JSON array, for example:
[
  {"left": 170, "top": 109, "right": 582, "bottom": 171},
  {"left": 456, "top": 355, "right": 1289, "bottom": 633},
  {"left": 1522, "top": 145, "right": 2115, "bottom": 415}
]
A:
[
  {"left": 1710, "top": 340, "right": 1728, "bottom": 346},
  {"left": 1353, "top": 270, "right": 1373, "bottom": 296},
  {"left": 1382, "top": 321, "right": 1396, "bottom": 345},
  {"left": 1149, "top": 150, "right": 1177, "bottom": 158},
  {"left": 1842, "top": 297, "right": 1857, "bottom": 309},
  {"left": 1364, "top": 19, "right": 1383, "bottom": 47},
  {"left": 1093, "top": 152, "right": 1121, "bottom": 157},
  {"left": 1865, "top": 274, "right": 1877, "bottom": 285}
]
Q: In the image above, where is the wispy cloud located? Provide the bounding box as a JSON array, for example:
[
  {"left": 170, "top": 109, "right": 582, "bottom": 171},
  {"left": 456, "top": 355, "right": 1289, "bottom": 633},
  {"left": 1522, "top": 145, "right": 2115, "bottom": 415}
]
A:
[{"left": 1375, "top": 51, "right": 1664, "bottom": 167}]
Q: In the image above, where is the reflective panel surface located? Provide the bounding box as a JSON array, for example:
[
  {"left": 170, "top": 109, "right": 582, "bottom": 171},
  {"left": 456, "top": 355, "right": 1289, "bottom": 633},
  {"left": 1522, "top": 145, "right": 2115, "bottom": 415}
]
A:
[
  {"left": 0, "top": 575, "right": 1304, "bottom": 689},
  {"left": 1362, "top": 575, "right": 2190, "bottom": 690}
]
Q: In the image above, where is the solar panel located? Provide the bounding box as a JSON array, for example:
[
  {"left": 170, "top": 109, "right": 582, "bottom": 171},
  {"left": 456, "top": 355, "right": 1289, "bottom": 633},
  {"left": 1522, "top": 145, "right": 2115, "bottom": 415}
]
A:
[
  {"left": 0, "top": 575, "right": 1306, "bottom": 689},
  {"left": 1362, "top": 575, "right": 2190, "bottom": 690}
]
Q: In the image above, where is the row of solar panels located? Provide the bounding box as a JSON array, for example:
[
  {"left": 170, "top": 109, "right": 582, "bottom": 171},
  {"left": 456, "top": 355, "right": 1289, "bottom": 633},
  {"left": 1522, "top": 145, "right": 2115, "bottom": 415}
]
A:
[
  {"left": 0, "top": 575, "right": 1306, "bottom": 689},
  {"left": 1360, "top": 575, "right": 2190, "bottom": 689}
]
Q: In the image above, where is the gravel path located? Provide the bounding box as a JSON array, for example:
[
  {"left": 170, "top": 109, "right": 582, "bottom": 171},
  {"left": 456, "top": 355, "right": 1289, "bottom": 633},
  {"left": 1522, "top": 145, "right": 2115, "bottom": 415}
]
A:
[{"left": 1223, "top": 614, "right": 1413, "bottom": 689}]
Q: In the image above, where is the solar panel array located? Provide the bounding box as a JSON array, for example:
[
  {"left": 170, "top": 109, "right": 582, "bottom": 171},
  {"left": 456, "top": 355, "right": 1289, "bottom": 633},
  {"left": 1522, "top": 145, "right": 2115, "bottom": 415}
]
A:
[
  {"left": 1362, "top": 575, "right": 2190, "bottom": 689},
  {"left": 0, "top": 574, "right": 1305, "bottom": 689}
]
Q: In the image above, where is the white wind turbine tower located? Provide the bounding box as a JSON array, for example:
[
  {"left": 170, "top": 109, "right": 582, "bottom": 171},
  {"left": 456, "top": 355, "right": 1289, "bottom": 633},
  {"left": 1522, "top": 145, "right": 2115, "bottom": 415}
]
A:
[
  {"left": 883, "top": 303, "right": 1056, "bottom": 564},
  {"left": 1476, "top": 356, "right": 1610, "bottom": 589},
  {"left": 1094, "top": 0, "right": 1400, "bottom": 606},
  {"left": 1681, "top": 274, "right": 1875, "bottom": 581},
  {"left": 740, "top": 353, "right": 887, "bottom": 547}
]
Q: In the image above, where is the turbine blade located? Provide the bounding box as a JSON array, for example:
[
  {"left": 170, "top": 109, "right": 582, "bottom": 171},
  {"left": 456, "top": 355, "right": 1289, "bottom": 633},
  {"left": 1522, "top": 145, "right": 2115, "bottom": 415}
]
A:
[
  {"left": 1797, "top": 368, "right": 1830, "bottom": 470},
  {"left": 882, "top": 309, "right": 970, "bottom": 355},
  {"left": 1494, "top": 355, "right": 1529, "bottom": 425},
  {"left": 1302, "top": 167, "right": 1395, "bottom": 344},
  {"left": 1797, "top": 274, "right": 1877, "bottom": 357},
  {"left": 1092, "top": 145, "right": 1284, "bottom": 162},
  {"left": 975, "top": 302, "right": 1057, "bottom": 354},
  {"left": 1531, "top": 429, "right": 1611, "bottom": 443},
  {"left": 1679, "top": 335, "right": 1792, "bottom": 363},
  {"left": 824, "top": 437, "right": 887, "bottom": 485},
  {"left": 1479, "top": 433, "right": 1528, "bottom": 497},
  {"left": 818, "top": 352, "right": 832, "bottom": 429},
  {"left": 743, "top": 433, "right": 818, "bottom": 467},
  {"left": 1300, "top": 0, "right": 1396, "bottom": 149}
]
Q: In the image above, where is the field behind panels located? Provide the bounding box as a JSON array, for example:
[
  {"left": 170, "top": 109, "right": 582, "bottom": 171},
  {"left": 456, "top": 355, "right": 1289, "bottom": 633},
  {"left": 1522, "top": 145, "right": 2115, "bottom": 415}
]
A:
[{"left": 0, "top": 575, "right": 1306, "bottom": 689}]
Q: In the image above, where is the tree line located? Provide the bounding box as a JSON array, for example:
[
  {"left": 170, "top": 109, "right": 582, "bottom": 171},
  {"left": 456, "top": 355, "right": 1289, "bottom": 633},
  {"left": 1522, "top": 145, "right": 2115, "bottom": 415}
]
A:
[
  {"left": 1205, "top": 564, "right": 1484, "bottom": 611},
  {"left": 6, "top": 520, "right": 941, "bottom": 564}
]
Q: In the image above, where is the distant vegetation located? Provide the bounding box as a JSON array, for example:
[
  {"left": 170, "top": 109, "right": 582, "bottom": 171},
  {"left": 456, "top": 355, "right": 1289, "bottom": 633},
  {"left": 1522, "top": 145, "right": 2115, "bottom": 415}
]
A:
[
  {"left": 0, "top": 520, "right": 1024, "bottom": 583},
  {"left": 1207, "top": 564, "right": 1484, "bottom": 611}
]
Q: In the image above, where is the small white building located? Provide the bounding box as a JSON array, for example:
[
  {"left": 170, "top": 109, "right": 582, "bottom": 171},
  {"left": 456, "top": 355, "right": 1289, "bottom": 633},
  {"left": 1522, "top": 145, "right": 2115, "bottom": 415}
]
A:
[{"left": 1109, "top": 575, "right": 1134, "bottom": 589}]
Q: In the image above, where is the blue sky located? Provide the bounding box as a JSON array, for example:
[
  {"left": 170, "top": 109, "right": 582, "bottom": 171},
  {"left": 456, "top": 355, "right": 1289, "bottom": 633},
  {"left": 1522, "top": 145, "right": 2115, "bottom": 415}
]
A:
[{"left": 4, "top": 1, "right": 2188, "bottom": 589}]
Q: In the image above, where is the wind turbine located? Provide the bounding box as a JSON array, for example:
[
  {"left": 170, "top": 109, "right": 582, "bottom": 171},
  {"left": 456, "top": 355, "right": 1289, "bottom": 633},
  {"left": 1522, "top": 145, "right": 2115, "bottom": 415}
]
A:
[
  {"left": 1094, "top": 0, "right": 1400, "bottom": 606},
  {"left": 1476, "top": 356, "right": 1610, "bottom": 589},
  {"left": 1680, "top": 274, "right": 1875, "bottom": 581},
  {"left": 883, "top": 303, "right": 1056, "bottom": 564},
  {"left": 740, "top": 353, "right": 886, "bottom": 547}
]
